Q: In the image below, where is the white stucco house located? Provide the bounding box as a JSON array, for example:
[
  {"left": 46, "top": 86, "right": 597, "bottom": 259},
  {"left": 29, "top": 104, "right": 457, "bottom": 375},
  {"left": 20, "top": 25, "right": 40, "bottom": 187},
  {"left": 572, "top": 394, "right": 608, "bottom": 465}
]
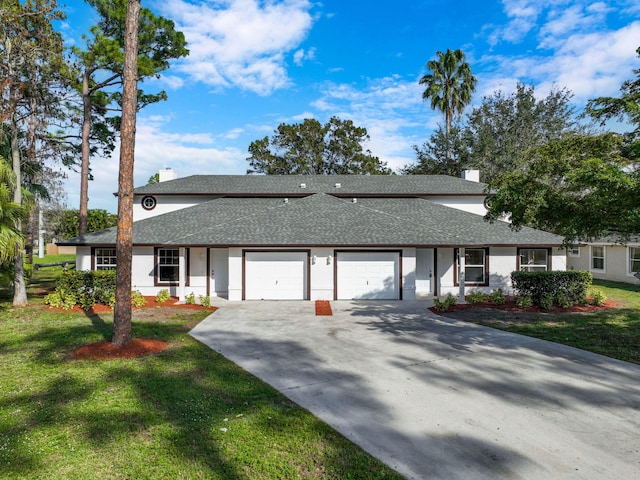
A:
[
  {"left": 567, "top": 236, "right": 640, "bottom": 285},
  {"left": 59, "top": 170, "right": 566, "bottom": 301}
]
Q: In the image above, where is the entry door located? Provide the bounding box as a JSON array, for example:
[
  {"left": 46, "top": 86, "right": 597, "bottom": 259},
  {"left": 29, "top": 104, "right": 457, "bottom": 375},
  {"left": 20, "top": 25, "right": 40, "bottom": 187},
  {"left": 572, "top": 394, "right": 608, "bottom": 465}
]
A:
[
  {"left": 415, "top": 249, "right": 433, "bottom": 296},
  {"left": 337, "top": 252, "right": 400, "bottom": 300},
  {"left": 210, "top": 248, "right": 229, "bottom": 297},
  {"left": 244, "top": 251, "right": 308, "bottom": 300}
]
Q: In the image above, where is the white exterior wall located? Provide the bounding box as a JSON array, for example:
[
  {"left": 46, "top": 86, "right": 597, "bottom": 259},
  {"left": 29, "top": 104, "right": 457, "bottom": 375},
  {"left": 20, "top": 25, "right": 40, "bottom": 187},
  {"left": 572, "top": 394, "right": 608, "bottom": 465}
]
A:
[
  {"left": 402, "top": 248, "right": 417, "bottom": 300},
  {"left": 76, "top": 246, "right": 92, "bottom": 270},
  {"left": 133, "top": 195, "right": 213, "bottom": 221},
  {"left": 437, "top": 248, "right": 456, "bottom": 296},
  {"left": 228, "top": 247, "right": 244, "bottom": 301},
  {"left": 427, "top": 196, "right": 487, "bottom": 216},
  {"left": 489, "top": 247, "right": 517, "bottom": 292},
  {"left": 551, "top": 249, "right": 567, "bottom": 272},
  {"left": 567, "top": 244, "right": 640, "bottom": 284},
  {"left": 130, "top": 246, "right": 155, "bottom": 295}
]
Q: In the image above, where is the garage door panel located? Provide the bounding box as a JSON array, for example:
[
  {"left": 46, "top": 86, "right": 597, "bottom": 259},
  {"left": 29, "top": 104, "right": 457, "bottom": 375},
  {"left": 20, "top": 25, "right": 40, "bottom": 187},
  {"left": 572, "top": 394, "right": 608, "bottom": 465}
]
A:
[
  {"left": 245, "top": 252, "right": 308, "bottom": 300},
  {"left": 337, "top": 252, "right": 400, "bottom": 300}
]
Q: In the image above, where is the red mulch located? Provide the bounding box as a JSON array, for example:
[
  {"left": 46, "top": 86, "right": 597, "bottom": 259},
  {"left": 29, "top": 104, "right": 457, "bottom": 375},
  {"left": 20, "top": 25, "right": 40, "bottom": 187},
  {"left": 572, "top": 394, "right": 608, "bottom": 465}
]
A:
[
  {"left": 73, "top": 338, "right": 169, "bottom": 360},
  {"left": 69, "top": 297, "right": 217, "bottom": 361},
  {"left": 429, "top": 298, "right": 616, "bottom": 314},
  {"left": 58, "top": 296, "right": 218, "bottom": 314},
  {"left": 315, "top": 300, "right": 333, "bottom": 316}
]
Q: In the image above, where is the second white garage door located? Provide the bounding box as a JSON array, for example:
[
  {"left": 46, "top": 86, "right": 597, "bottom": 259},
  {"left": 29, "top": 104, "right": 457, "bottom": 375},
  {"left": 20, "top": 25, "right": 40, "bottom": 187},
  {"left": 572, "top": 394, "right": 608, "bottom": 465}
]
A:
[
  {"left": 245, "top": 251, "right": 308, "bottom": 300},
  {"left": 336, "top": 251, "right": 400, "bottom": 300}
]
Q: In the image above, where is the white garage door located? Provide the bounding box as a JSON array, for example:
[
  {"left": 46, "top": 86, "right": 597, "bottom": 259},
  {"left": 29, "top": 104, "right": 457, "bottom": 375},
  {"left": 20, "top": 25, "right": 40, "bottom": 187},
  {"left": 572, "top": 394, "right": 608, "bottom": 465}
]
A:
[
  {"left": 337, "top": 251, "right": 400, "bottom": 300},
  {"left": 245, "top": 251, "right": 308, "bottom": 300}
]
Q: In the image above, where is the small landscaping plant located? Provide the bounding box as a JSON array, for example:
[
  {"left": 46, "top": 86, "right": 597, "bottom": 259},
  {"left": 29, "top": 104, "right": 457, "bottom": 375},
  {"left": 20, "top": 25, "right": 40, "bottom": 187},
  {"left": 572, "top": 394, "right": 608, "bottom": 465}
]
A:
[
  {"left": 540, "top": 293, "right": 555, "bottom": 310},
  {"left": 155, "top": 288, "right": 171, "bottom": 303},
  {"left": 132, "top": 290, "right": 147, "bottom": 307},
  {"left": 591, "top": 289, "right": 607, "bottom": 306},
  {"left": 490, "top": 288, "right": 506, "bottom": 305},
  {"left": 199, "top": 294, "right": 211, "bottom": 307},
  {"left": 185, "top": 292, "right": 196, "bottom": 304},
  {"left": 515, "top": 295, "right": 533, "bottom": 308},
  {"left": 434, "top": 293, "right": 457, "bottom": 312},
  {"left": 466, "top": 291, "right": 490, "bottom": 304}
]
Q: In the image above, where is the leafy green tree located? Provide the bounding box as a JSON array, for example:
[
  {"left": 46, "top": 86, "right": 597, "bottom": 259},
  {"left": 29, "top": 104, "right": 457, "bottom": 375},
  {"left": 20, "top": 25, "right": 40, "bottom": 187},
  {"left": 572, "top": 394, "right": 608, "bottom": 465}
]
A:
[
  {"left": 402, "top": 124, "right": 467, "bottom": 176},
  {"left": 54, "top": 209, "right": 117, "bottom": 239},
  {"left": 247, "top": 117, "right": 391, "bottom": 175},
  {"left": 464, "top": 83, "right": 577, "bottom": 184},
  {"left": 485, "top": 133, "right": 639, "bottom": 243},
  {"left": 0, "top": 0, "right": 69, "bottom": 305},
  {"left": 419, "top": 49, "right": 476, "bottom": 162},
  {"left": 73, "top": 0, "right": 188, "bottom": 236},
  {"left": 586, "top": 46, "right": 640, "bottom": 160}
]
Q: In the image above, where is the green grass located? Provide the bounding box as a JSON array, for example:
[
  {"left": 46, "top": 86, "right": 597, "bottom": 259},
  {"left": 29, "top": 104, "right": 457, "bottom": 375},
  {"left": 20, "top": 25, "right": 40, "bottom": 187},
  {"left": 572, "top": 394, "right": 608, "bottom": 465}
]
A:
[
  {"left": 33, "top": 253, "right": 76, "bottom": 265},
  {"left": 469, "top": 280, "right": 640, "bottom": 364},
  {"left": 0, "top": 266, "right": 403, "bottom": 480}
]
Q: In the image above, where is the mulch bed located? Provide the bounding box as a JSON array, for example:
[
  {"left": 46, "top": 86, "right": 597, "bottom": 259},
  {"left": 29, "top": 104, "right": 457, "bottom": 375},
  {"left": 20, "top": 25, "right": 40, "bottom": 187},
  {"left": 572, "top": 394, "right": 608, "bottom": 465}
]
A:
[
  {"left": 70, "top": 297, "right": 217, "bottom": 361},
  {"left": 315, "top": 300, "right": 333, "bottom": 316},
  {"left": 429, "top": 298, "right": 616, "bottom": 315}
]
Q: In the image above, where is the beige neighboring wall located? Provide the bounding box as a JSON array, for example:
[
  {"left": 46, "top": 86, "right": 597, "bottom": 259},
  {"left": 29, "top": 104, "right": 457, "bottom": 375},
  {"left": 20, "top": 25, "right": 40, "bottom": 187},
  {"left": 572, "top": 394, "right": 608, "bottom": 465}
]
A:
[{"left": 48, "top": 243, "right": 77, "bottom": 255}]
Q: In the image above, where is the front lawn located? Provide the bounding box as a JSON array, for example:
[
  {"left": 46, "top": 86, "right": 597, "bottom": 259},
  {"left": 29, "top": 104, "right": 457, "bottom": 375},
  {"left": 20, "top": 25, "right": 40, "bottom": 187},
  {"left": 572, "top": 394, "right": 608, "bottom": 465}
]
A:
[
  {"left": 0, "top": 265, "right": 402, "bottom": 480},
  {"left": 439, "top": 280, "right": 640, "bottom": 364}
]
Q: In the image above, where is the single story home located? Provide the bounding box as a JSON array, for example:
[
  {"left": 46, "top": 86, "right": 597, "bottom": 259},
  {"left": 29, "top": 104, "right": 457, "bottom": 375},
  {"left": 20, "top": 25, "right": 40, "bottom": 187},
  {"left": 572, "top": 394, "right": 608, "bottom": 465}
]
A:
[
  {"left": 59, "top": 170, "right": 567, "bottom": 301},
  {"left": 567, "top": 235, "right": 640, "bottom": 284}
]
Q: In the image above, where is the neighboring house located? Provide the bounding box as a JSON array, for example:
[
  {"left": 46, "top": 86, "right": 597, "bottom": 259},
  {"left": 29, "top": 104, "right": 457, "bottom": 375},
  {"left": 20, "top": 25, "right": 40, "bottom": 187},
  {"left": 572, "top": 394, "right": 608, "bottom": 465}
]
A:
[
  {"left": 59, "top": 170, "right": 566, "bottom": 301},
  {"left": 567, "top": 236, "right": 640, "bottom": 284}
]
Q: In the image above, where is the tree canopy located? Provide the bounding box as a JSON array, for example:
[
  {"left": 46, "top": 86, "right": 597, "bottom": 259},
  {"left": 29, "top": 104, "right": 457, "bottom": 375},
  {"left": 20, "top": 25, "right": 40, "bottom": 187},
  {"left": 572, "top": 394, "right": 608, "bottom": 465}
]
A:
[{"left": 247, "top": 117, "right": 391, "bottom": 175}]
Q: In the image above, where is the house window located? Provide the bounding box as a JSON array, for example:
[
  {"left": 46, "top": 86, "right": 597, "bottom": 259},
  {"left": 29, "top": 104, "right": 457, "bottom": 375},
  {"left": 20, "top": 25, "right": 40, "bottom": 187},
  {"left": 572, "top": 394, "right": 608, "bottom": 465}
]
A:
[
  {"left": 519, "top": 248, "right": 549, "bottom": 272},
  {"left": 141, "top": 195, "right": 157, "bottom": 210},
  {"left": 95, "top": 248, "right": 117, "bottom": 270},
  {"left": 568, "top": 246, "right": 580, "bottom": 257},
  {"left": 591, "top": 246, "right": 605, "bottom": 271},
  {"left": 157, "top": 248, "right": 180, "bottom": 283},
  {"left": 629, "top": 247, "right": 640, "bottom": 274},
  {"left": 455, "top": 248, "right": 488, "bottom": 285}
]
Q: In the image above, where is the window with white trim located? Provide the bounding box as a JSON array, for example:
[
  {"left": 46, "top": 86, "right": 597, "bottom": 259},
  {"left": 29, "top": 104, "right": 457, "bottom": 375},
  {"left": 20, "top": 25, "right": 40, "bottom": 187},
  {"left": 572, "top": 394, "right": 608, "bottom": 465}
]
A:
[
  {"left": 591, "top": 246, "right": 605, "bottom": 271},
  {"left": 519, "top": 248, "right": 549, "bottom": 271},
  {"left": 568, "top": 246, "right": 580, "bottom": 257},
  {"left": 629, "top": 247, "right": 640, "bottom": 274},
  {"left": 157, "top": 248, "right": 179, "bottom": 283},
  {"left": 95, "top": 248, "right": 116, "bottom": 270},
  {"left": 455, "top": 248, "right": 488, "bottom": 285}
]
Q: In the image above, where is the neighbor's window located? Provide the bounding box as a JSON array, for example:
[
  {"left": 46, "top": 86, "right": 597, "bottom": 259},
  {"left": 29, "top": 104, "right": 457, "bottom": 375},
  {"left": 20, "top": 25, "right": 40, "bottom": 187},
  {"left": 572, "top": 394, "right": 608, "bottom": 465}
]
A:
[
  {"left": 519, "top": 248, "right": 549, "bottom": 272},
  {"left": 157, "top": 248, "right": 179, "bottom": 282},
  {"left": 629, "top": 247, "right": 640, "bottom": 274},
  {"left": 568, "top": 246, "right": 580, "bottom": 257},
  {"left": 591, "top": 246, "right": 605, "bottom": 271},
  {"left": 455, "top": 248, "right": 488, "bottom": 285},
  {"left": 95, "top": 248, "right": 117, "bottom": 270}
]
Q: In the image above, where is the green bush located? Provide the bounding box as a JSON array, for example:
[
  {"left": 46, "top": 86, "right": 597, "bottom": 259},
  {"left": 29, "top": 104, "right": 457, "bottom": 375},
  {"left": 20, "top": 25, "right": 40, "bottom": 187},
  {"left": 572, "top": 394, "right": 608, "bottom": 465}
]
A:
[
  {"left": 515, "top": 295, "right": 533, "bottom": 308},
  {"left": 185, "top": 292, "right": 196, "bottom": 305},
  {"left": 466, "top": 291, "right": 490, "bottom": 304},
  {"left": 511, "top": 270, "right": 592, "bottom": 307},
  {"left": 555, "top": 291, "right": 573, "bottom": 309},
  {"left": 490, "top": 288, "right": 506, "bottom": 305},
  {"left": 434, "top": 293, "right": 456, "bottom": 312},
  {"left": 591, "top": 290, "right": 607, "bottom": 306},
  {"left": 132, "top": 290, "right": 147, "bottom": 307},
  {"left": 540, "top": 294, "right": 554, "bottom": 310},
  {"left": 155, "top": 289, "right": 171, "bottom": 303},
  {"left": 44, "top": 288, "right": 77, "bottom": 310},
  {"left": 199, "top": 294, "right": 211, "bottom": 307}
]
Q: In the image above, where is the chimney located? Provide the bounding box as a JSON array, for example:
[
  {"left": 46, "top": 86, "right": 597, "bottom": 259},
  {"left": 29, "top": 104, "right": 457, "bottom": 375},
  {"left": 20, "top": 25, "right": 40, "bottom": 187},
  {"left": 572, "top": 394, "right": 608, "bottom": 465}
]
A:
[
  {"left": 159, "top": 167, "right": 178, "bottom": 182},
  {"left": 462, "top": 169, "right": 480, "bottom": 182}
]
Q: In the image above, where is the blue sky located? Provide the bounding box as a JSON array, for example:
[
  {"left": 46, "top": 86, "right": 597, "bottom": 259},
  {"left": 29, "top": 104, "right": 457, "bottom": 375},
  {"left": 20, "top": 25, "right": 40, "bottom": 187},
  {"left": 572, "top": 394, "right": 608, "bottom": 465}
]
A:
[{"left": 57, "top": 0, "right": 640, "bottom": 213}]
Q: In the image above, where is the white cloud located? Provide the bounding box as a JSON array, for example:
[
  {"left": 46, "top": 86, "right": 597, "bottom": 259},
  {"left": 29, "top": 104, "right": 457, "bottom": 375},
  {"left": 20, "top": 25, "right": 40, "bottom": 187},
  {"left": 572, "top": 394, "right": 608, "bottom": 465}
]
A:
[{"left": 159, "top": 0, "right": 315, "bottom": 95}]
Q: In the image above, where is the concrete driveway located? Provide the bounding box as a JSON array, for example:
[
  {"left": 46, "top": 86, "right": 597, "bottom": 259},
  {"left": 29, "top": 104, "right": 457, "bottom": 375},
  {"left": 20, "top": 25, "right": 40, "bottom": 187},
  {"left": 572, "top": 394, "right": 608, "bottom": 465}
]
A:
[{"left": 190, "top": 300, "right": 640, "bottom": 480}]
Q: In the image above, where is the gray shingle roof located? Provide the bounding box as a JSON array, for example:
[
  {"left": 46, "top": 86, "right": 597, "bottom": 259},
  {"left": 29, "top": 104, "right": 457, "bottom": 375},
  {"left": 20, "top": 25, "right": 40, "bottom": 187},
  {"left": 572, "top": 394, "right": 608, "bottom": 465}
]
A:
[
  {"left": 63, "top": 194, "right": 563, "bottom": 247},
  {"left": 133, "top": 174, "right": 488, "bottom": 196}
]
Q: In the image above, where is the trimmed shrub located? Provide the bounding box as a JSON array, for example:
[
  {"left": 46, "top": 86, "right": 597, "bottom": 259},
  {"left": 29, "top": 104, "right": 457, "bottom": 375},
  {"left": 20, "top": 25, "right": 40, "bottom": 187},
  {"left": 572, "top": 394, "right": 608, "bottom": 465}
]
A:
[
  {"left": 511, "top": 270, "right": 592, "bottom": 308},
  {"left": 434, "top": 293, "right": 457, "bottom": 312},
  {"left": 132, "top": 290, "right": 147, "bottom": 307},
  {"left": 490, "top": 288, "right": 506, "bottom": 305},
  {"left": 155, "top": 289, "right": 171, "bottom": 303},
  {"left": 466, "top": 291, "right": 490, "bottom": 304},
  {"left": 591, "top": 290, "right": 607, "bottom": 307},
  {"left": 540, "top": 294, "right": 554, "bottom": 310},
  {"left": 515, "top": 295, "right": 533, "bottom": 308}
]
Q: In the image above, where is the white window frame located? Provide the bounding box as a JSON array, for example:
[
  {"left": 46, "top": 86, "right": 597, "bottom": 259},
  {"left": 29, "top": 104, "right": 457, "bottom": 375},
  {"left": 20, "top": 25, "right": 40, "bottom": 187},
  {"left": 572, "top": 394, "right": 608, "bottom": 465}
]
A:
[
  {"left": 519, "top": 248, "right": 549, "bottom": 272},
  {"left": 591, "top": 245, "right": 606, "bottom": 272},
  {"left": 157, "top": 248, "right": 180, "bottom": 284},
  {"left": 568, "top": 246, "right": 580, "bottom": 257},
  {"left": 455, "top": 248, "right": 488, "bottom": 286},
  {"left": 95, "top": 248, "right": 117, "bottom": 270},
  {"left": 628, "top": 246, "right": 640, "bottom": 276}
]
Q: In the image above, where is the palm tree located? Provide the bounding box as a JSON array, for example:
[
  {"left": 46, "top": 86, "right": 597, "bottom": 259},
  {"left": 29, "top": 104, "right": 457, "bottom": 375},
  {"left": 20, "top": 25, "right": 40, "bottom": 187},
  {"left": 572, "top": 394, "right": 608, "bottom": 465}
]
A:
[
  {"left": 419, "top": 49, "right": 477, "bottom": 162},
  {"left": 0, "top": 158, "right": 26, "bottom": 265}
]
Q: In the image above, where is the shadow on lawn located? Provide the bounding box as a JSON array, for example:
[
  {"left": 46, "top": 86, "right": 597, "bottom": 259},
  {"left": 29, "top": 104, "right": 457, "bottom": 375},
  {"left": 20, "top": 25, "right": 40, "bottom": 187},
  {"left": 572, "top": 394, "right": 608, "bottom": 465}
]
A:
[{"left": 0, "top": 307, "right": 538, "bottom": 480}]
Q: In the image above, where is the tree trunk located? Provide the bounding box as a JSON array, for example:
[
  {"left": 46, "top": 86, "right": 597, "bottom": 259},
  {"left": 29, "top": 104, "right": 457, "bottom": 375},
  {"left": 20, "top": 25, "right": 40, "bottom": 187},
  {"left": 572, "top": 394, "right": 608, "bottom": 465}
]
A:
[
  {"left": 11, "top": 123, "right": 27, "bottom": 307},
  {"left": 112, "top": 0, "right": 141, "bottom": 346},
  {"left": 79, "top": 70, "right": 92, "bottom": 237}
]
